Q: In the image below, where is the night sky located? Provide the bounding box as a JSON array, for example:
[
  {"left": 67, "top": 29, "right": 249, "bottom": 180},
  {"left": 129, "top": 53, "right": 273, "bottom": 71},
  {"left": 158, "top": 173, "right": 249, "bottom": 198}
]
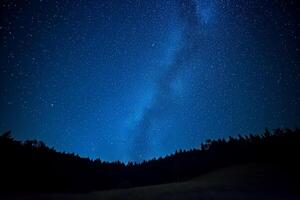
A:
[{"left": 1, "top": 0, "right": 299, "bottom": 162}]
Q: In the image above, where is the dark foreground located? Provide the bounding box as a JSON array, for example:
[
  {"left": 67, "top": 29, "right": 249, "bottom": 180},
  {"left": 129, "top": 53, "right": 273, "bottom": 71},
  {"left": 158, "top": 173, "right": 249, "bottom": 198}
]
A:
[
  {"left": 1, "top": 129, "right": 300, "bottom": 193},
  {"left": 2, "top": 163, "right": 299, "bottom": 200}
]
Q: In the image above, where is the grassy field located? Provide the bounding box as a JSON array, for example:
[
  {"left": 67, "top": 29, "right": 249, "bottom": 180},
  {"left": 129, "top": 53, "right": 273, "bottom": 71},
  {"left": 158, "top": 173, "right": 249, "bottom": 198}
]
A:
[{"left": 2, "top": 163, "right": 299, "bottom": 200}]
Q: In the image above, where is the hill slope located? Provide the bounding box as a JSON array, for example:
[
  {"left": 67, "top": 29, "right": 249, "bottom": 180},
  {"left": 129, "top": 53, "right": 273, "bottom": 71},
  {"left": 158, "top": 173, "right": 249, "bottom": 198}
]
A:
[
  {"left": 0, "top": 128, "right": 299, "bottom": 195},
  {"left": 3, "top": 163, "right": 299, "bottom": 200}
]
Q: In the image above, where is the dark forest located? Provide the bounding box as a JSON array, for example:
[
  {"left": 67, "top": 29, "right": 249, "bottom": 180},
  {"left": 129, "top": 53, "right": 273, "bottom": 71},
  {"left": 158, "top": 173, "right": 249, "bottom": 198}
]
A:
[{"left": 1, "top": 128, "right": 299, "bottom": 194}]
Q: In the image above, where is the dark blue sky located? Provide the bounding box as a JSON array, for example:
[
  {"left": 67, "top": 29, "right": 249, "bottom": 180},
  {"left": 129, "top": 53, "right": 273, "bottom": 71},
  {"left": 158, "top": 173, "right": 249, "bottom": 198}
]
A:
[{"left": 1, "top": 0, "right": 299, "bottom": 162}]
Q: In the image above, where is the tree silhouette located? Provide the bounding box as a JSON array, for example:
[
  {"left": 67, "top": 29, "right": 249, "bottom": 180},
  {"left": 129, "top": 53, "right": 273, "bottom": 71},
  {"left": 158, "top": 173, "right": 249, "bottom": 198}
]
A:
[{"left": 0, "top": 128, "right": 299, "bottom": 193}]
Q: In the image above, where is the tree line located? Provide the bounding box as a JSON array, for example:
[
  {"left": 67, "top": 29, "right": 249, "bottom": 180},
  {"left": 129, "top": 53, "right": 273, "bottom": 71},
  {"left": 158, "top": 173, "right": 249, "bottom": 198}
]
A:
[{"left": 0, "top": 128, "right": 299, "bottom": 193}]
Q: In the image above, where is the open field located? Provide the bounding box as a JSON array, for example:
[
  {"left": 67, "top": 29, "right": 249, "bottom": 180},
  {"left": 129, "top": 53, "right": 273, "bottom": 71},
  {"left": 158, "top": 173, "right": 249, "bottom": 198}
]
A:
[{"left": 2, "top": 163, "right": 299, "bottom": 200}]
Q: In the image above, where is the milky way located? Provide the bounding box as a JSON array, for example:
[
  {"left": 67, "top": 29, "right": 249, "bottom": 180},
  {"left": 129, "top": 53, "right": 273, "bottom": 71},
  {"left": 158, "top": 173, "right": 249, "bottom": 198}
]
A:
[
  {"left": 130, "top": 0, "right": 216, "bottom": 160},
  {"left": 0, "top": 0, "right": 299, "bottom": 162}
]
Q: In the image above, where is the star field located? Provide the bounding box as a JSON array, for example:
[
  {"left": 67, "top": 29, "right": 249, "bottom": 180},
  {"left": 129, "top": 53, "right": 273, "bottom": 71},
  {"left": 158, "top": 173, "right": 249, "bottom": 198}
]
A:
[{"left": 0, "top": 0, "right": 299, "bottom": 162}]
